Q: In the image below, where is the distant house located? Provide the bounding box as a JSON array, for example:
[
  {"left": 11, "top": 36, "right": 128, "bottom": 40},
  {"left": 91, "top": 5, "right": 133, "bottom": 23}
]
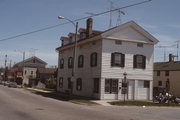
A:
[
  {"left": 56, "top": 18, "right": 159, "bottom": 100},
  {"left": 154, "top": 57, "right": 180, "bottom": 97},
  {"left": 14, "top": 56, "right": 47, "bottom": 86},
  {"left": 36, "top": 68, "right": 57, "bottom": 82}
]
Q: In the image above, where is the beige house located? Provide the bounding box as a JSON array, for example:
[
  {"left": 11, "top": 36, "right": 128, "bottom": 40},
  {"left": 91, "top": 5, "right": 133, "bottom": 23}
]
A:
[
  {"left": 56, "top": 18, "right": 158, "bottom": 100},
  {"left": 14, "top": 56, "right": 47, "bottom": 86},
  {"left": 154, "top": 61, "right": 180, "bottom": 97}
]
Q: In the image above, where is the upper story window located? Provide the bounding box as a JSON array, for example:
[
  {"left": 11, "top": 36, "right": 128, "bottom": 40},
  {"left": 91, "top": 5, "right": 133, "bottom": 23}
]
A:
[
  {"left": 76, "top": 78, "right": 82, "bottom": 91},
  {"left": 79, "top": 32, "right": 86, "bottom": 40},
  {"left": 111, "top": 52, "right": 125, "bottom": 67},
  {"left": 165, "top": 70, "right": 169, "bottom": 76},
  {"left": 78, "top": 55, "right": 84, "bottom": 68},
  {"left": 133, "top": 55, "right": 146, "bottom": 69},
  {"left": 69, "top": 36, "right": 73, "bottom": 43},
  {"left": 90, "top": 52, "right": 97, "bottom": 67},
  {"left": 115, "top": 40, "right": 122, "bottom": 45},
  {"left": 68, "top": 57, "right": 73, "bottom": 68},
  {"left": 137, "top": 43, "right": 143, "bottom": 47},
  {"left": 60, "top": 58, "right": 64, "bottom": 69},
  {"left": 157, "top": 71, "right": 160, "bottom": 76},
  {"left": 31, "top": 71, "right": 33, "bottom": 75}
]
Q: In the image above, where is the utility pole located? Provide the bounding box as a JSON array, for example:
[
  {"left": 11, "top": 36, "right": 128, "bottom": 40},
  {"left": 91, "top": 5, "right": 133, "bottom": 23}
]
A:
[
  {"left": 174, "top": 40, "right": 180, "bottom": 61},
  {"left": 4, "top": 55, "right": 7, "bottom": 81}
]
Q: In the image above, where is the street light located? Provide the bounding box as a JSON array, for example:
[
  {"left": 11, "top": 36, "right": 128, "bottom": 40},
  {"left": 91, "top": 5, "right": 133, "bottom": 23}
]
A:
[{"left": 58, "top": 16, "right": 78, "bottom": 94}]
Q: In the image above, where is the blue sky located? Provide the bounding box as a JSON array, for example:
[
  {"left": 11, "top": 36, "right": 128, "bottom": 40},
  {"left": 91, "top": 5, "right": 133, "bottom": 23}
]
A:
[{"left": 0, "top": 0, "right": 180, "bottom": 67}]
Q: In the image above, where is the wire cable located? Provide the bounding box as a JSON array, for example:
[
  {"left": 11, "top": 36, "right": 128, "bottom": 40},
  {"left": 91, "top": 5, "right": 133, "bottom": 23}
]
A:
[{"left": 0, "top": 0, "right": 152, "bottom": 42}]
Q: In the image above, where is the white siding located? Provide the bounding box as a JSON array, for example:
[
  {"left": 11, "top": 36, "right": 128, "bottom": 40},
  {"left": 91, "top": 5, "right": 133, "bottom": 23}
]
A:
[
  {"left": 101, "top": 39, "right": 154, "bottom": 80},
  {"left": 105, "top": 27, "right": 151, "bottom": 43},
  {"left": 137, "top": 80, "right": 149, "bottom": 100}
]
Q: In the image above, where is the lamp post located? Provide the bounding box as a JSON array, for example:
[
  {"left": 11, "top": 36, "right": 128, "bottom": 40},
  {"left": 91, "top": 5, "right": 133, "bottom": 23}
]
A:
[
  {"left": 58, "top": 16, "right": 78, "bottom": 94},
  {"left": 123, "top": 72, "right": 127, "bottom": 103}
]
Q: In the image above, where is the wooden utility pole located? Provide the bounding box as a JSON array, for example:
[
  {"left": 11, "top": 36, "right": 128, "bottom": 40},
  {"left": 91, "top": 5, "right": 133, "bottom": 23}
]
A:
[{"left": 4, "top": 55, "right": 7, "bottom": 81}]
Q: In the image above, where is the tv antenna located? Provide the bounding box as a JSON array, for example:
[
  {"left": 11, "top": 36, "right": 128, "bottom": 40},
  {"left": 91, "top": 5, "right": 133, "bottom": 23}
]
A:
[
  {"left": 174, "top": 40, "right": 180, "bottom": 61},
  {"left": 157, "top": 45, "right": 176, "bottom": 62},
  {"left": 29, "top": 48, "right": 38, "bottom": 57}
]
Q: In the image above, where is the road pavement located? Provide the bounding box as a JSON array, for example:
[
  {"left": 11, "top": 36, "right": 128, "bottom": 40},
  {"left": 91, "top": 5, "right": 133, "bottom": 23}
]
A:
[{"left": 0, "top": 85, "right": 180, "bottom": 120}]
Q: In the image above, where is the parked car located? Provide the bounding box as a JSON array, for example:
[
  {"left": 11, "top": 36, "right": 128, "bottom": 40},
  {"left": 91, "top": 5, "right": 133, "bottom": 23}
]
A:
[
  {"left": 4, "top": 81, "right": 10, "bottom": 86},
  {"left": 8, "top": 82, "right": 17, "bottom": 88}
]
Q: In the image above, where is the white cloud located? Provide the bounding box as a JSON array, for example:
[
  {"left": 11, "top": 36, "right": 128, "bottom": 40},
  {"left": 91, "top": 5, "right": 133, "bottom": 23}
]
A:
[{"left": 141, "top": 23, "right": 158, "bottom": 29}]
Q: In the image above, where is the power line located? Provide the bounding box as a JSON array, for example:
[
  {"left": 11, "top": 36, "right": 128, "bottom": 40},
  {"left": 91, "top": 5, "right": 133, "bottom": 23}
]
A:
[{"left": 0, "top": 0, "right": 152, "bottom": 42}]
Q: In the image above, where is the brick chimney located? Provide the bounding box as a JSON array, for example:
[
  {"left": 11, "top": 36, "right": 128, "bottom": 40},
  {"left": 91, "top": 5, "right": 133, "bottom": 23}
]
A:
[{"left": 86, "top": 18, "right": 93, "bottom": 38}]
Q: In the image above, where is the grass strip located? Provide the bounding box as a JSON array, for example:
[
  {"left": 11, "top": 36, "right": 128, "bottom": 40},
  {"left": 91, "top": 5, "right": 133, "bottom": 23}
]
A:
[{"left": 109, "top": 100, "right": 180, "bottom": 107}]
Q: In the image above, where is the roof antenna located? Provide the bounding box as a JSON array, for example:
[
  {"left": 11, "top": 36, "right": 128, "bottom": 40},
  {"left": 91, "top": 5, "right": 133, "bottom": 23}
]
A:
[
  {"left": 108, "top": 0, "right": 114, "bottom": 28},
  {"left": 29, "top": 48, "right": 38, "bottom": 57},
  {"left": 116, "top": 9, "right": 125, "bottom": 26}
]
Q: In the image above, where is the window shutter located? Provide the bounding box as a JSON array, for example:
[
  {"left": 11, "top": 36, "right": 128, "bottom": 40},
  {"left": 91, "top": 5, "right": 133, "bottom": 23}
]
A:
[
  {"left": 111, "top": 53, "right": 115, "bottom": 66},
  {"left": 133, "top": 55, "right": 137, "bottom": 68},
  {"left": 90, "top": 54, "right": 93, "bottom": 67},
  {"left": 121, "top": 54, "right": 125, "bottom": 67},
  {"left": 82, "top": 55, "right": 84, "bottom": 67},
  {"left": 143, "top": 56, "right": 146, "bottom": 69},
  {"left": 95, "top": 53, "right": 97, "bottom": 66}
]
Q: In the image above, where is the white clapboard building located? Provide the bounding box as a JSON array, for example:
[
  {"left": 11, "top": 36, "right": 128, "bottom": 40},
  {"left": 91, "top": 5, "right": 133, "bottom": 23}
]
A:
[{"left": 56, "top": 18, "right": 159, "bottom": 100}]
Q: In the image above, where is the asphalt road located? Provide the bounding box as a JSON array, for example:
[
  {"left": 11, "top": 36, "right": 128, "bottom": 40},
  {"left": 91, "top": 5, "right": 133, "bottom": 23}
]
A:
[{"left": 0, "top": 86, "right": 180, "bottom": 120}]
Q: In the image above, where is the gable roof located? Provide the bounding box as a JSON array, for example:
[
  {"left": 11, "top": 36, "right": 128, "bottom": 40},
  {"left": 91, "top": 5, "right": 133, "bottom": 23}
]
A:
[
  {"left": 101, "top": 21, "right": 159, "bottom": 44},
  {"left": 154, "top": 61, "right": 180, "bottom": 71},
  {"left": 56, "top": 21, "right": 159, "bottom": 51},
  {"left": 14, "top": 56, "right": 47, "bottom": 67},
  {"left": 37, "top": 68, "right": 57, "bottom": 74}
]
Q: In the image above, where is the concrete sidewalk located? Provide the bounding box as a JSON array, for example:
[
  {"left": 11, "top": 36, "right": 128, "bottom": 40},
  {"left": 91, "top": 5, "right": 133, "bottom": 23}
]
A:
[{"left": 91, "top": 100, "right": 117, "bottom": 106}]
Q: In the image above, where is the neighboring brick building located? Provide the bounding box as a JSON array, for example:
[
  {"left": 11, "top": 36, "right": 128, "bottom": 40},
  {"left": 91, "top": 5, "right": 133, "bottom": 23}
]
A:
[{"left": 154, "top": 61, "right": 180, "bottom": 97}]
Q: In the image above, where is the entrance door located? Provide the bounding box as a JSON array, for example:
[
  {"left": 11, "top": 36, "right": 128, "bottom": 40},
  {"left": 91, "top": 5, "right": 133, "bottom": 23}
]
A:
[{"left": 128, "top": 80, "right": 134, "bottom": 100}]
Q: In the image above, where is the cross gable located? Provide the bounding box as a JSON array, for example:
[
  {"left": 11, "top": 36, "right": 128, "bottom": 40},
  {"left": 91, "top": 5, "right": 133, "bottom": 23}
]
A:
[{"left": 101, "top": 21, "right": 159, "bottom": 44}]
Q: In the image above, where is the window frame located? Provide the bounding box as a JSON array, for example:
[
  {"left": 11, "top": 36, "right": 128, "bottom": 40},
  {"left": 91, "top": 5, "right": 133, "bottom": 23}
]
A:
[
  {"left": 137, "top": 43, "right": 143, "bottom": 47},
  {"left": 158, "top": 81, "right": 162, "bottom": 86},
  {"left": 60, "top": 58, "right": 64, "bottom": 69},
  {"left": 79, "top": 32, "right": 86, "bottom": 40},
  {"left": 90, "top": 52, "right": 97, "bottom": 67},
  {"left": 78, "top": 55, "right": 84, "bottom": 68},
  {"left": 115, "top": 40, "right": 122, "bottom": 45},
  {"left": 157, "top": 70, "right": 160, "bottom": 76},
  {"left": 165, "top": 70, "right": 169, "bottom": 76},
  {"left": 105, "top": 79, "right": 118, "bottom": 94},
  {"left": 93, "top": 78, "right": 100, "bottom": 93},
  {"left": 144, "top": 81, "right": 150, "bottom": 88},
  {"left": 68, "top": 57, "right": 73, "bottom": 68},
  {"left": 76, "top": 78, "right": 82, "bottom": 91},
  {"left": 133, "top": 54, "right": 146, "bottom": 69},
  {"left": 111, "top": 52, "right": 125, "bottom": 67},
  {"left": 59, "top": 77, "right": 63, "bottom": 88},
  {"left": 67, "top": 78, "right": 72, "bottom": 89}
]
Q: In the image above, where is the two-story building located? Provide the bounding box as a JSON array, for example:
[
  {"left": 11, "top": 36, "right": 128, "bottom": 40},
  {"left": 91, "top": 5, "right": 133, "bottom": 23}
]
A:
[
  {"left": 56, "top": 18, "right": 159, "bottom": 100},
  {"left": 154, "top": 55, "right": 180, "bottom": 97},
  {"left": 14, "top": 56, "right": 47, "bottom": 86}
]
